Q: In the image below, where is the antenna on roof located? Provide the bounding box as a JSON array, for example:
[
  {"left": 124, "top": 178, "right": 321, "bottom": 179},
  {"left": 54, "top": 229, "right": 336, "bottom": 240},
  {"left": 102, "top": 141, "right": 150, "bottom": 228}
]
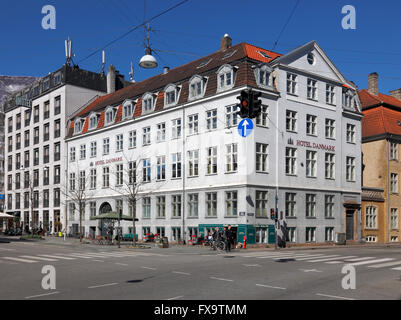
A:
[
  {"left": 65, "top": 37, "right": 73, "bottom": 66},
  {"left": 101, "top": 50, "right": 106, "bottom": 76},
  {"left": 129, "top": 62, "right": 135, "bottom": 83}
]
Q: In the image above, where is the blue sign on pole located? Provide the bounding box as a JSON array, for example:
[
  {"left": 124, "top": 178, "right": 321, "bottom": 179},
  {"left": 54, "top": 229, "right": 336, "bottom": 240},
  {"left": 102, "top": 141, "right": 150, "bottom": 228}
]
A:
[
  {"left": 0, "top": 194, "right": 4, "bottom": 200},
  {"left": 238, "top": 118, "right": 254, "bottom": 137}
]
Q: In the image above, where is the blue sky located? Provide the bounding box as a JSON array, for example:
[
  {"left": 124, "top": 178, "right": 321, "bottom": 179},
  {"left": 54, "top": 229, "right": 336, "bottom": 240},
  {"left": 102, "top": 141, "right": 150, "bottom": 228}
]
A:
[{"left": 1, "top": 0, "right": 401, "bottom": 94}]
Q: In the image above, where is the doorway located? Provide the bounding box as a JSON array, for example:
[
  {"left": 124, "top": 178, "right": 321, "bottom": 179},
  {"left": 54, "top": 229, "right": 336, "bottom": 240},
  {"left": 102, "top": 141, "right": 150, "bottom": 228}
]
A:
[{"left": 346, "top": 210, "right": 354, "bottom": 240}]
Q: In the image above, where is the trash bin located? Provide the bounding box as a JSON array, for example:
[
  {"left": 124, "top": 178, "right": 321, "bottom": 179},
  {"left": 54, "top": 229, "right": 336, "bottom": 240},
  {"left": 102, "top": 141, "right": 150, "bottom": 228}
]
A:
[
  {"left": 162, "top": 237, "right": 169, "bottom": 248},
  {"left": 336, "top": 232, "right": 346, "bottom": 245}
]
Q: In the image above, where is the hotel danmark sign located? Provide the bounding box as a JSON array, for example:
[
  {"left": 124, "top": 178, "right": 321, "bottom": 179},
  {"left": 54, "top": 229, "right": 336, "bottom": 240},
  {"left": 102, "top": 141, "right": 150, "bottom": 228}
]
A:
[{"left": 288, "top": 138, "right": 335, "bottom": 151}]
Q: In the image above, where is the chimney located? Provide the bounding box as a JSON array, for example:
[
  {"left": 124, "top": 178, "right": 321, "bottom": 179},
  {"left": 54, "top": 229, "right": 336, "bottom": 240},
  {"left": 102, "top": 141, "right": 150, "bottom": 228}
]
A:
[
  {"left": 220, "top": 34, "right": 232, "bottom": 52},
  {"left": 368, "top": 72, "right": 379, "bottom": 96},
  {"left": 163, "top": 66, "right": 170, "bottom": 74},
  {"left": 107, "top": 65, "right": 116, "bottom": 94},
  {"left": 389, "top": 88, "right": 401, "bottom": 101}
]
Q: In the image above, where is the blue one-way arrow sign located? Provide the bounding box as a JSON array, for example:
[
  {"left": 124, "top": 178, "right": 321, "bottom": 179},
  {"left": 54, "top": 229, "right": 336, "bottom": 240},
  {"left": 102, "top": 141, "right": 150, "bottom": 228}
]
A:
[{"left": 238, "top": 118, "right": 254, "bottom": 137}]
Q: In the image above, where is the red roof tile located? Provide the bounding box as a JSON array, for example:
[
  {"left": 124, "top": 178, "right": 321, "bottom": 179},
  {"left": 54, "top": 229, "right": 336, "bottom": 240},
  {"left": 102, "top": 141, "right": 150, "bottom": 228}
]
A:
[
  {"left": 362, "top": 106, "right": 401, "bottom": 138},
  {"left": 359, "top": 89, "right": 401, "bottom": 110}
]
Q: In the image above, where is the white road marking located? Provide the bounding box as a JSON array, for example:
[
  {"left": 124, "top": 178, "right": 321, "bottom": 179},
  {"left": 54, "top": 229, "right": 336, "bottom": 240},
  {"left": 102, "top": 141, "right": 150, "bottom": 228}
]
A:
[
  {"left": 368, "top": 261, "right": 401, "bottom": 268},
  {"left": 167, "top": 296, "right": 184, "bottom": 300},
  {"left": 92, "top": 260, "right": 105, "bottom": 262},
  {"left": 115, "top": 263, "right": 128, "bottom": 266},
  {"left": 20, "top": 255, "right": 58, "bottom": 262},
  {"left": 295, "top": 255, "right": 339, "bottom": 261},
  {"left": 2, "top": 257, "right": 38, "bottom": 263},
  {"left": 210, "top": 277, "right": 233, "bottom": 282},
  {"left": 392, "top": 266, "right": 401, "bottom": 271},
  {"left": 88, "top": 283, "right": 118, "bottom": 289},
  {"left": 243, "top": 252, "right": 295, "bottom": 258},
  {"left": 316, "top": 293, "right": 355, "bottom": 300},
  {"left": 172, "top": 271, "right": 191, "bottom": 275},
  {"left": 0, "top": 248, "right": 15, "bottom": 251},
  {"left": 243, "top": 264, "right": 261, "bottom": 267},
  {"left": 299, "top": 269, "right": 322, "bottom": 273},
  {"left": 25, "top": 291, "right": 60, "bottom": 299},
  {"left": 141, "top": 266, "right": 156, "bottom": 270},
  {"left": 256, "top": 283, "right": 286, "bottom": 290},
  {"left": 64, "top": 254, "right": 98, "bottom": 259},
  {"left": 344, "top": 257, "right": 375, "bottom": 262},
  {"left": 346, "top": 258, "right": 395, "bottom": 266},
  {"left": 38, "top": 255, "right": 76, "bottom": 260},
  {"left": 272, "top": 254, "right": 328, "bottom": 260},
  {"left": 308, "top": 256, "right": 357, "bottom": 262}
]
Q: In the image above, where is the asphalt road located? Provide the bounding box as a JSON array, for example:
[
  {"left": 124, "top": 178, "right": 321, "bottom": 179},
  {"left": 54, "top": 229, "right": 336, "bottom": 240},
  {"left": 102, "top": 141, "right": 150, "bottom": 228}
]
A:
[{"left": 0, "top": 240, "right": 400, "bottom": 300}]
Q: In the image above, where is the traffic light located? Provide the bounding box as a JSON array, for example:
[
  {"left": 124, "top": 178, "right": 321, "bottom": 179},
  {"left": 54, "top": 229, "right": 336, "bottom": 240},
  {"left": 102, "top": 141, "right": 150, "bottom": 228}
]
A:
[
  {"left": 237, "top": 90, "right": 250, "bottom": 119},
  {"left": 249, "top": 91, "right": 262, "bottom": 119},
  {"left": 270, "top": 208, "right": 275, "bottom": 220}
]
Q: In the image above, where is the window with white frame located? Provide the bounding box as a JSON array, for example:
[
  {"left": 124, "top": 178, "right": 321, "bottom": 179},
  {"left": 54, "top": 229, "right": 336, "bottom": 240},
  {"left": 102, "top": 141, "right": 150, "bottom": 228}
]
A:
[
  {"left": 285, "top": 147, "right": 297, "bottom": 175},
  {"left": 226, "top": 143, "right": 238, "bottom": 173},
  {"left": 172, "top": 153, "right": 182, "bottom": 179},
  {"left": 79, "top": 170, "right": 86, "bottom": 190},
  {"left": 306, "top": 194, "right": 316, "bottom": 218},
  {"left": 172, "top": 119, "right": 182, "bottom": 139},
  {"left": 142, "top": 94, "right": 154, "bottom": 113},
  {"left": 165, "top": 85, "right": 178, "bottom": 106},
  {"left": 225, "top": 105, "right": 239, "bottom": 127},
  {"left": 89, "top": 114, "right": 98, "bottom": 129},
  {"left": 343, "top": 89, "right": 353, "bottom": 108},
  {"left": 306, "top": 114, "right": 317, "bottom": 136},
  {"left": 325, "top": 227, "right": 334, "bottom": 242},
  {"left": 80, "top": 144, "right": 86, "bottom": 160},
  {"left": 307, "top": 79, "right": 318, "bottom": 100},
  {"left": 286, "top": 110, "right": 297, "bottom": 132},
  {"left": 288, "top": 227, "right": 296, "bottom": 243},
  {"left": 143, "top": 197, "right": 151, "bottom": 218},
  {"left": 285, "top": 193, "right": 296, "bottom": 217},
  {"left": 325, "top": 153, "right": 335, "bottom": 179},
  {"left": 188, "top": 193, "right": 199, "bottom": 218},
  {"left": 225, "top": 191, "right": 237, "bottom": 216},
  {"left": 123, "top": 101, "right": 134, "bottom": 119},
  {"left": 103, "top": 167, "right": 110, "bottom": 188},
  {"left": 128, "top": 161, "right": 136, "bottom": 185},
  {"left": 142, "top": 127, "right": 151, "bottom": 146},
  {"left": 129, "top": 130, "right": 136, "bottom": 148},
  {"left": 157, "top": 123, "right": 166, "bottom": 142},
  {"left": 391, "top": 173, "right": 398, "bottom": 193},
  {"left": 325, "top": 195, "right": 334, "bottom": 218},
  {"left": 256, "top": 105, "right": 268, "bottom": 127},
  {"left": 69, "top": 203, "right": 75, "bottom": 220},
  {"left": 206, "top": 109, "right": 217, "bottom": 130},
  {"left": 258, "top": 65, "right": 272, "bottom": 87},
  {"left": 90, "top": 141, "right": 97, "bottom": 158},
  {"left": 116, "top": 134, "right": 123, "bottom": 151},
  {"left": 70, "top": 147, "right": 76, "bottom": 162},
  {"left": 256, "top": 191, "right": 268, "bottom": 217},
  {"left": 346, "top": 124, "right": 356, "bottom": 143},
  {"left": 116, "top": 199, "right": 123, "bottom": 214},
  {"left": 206, "top": 192, "right": 217, "bottom": 217},
  {"left": 156, "top": 156, "right": 166, "bottom": 181},
  {"left": 90, "top": 168, "right": 96, "bottom": 189},
  {"left": 390, "top": 142, "right": 398, "bottom": 160},
  {"left": 391, "top": 208, "right": 398, "bottom": 229},
  {"left": 306, "top": 150, "right": 317, "bottom": 178},
  {"left": 287, "top": 73, "right": 297, "bottom": 95},
  {"left": 90, "top": 202, "right": 96, "bottom": 217},
  {"left": 69, "top": 173, "right": 76, "bottom": 191},
  {"left": 172, "top": 195, "right": 182, "bottom": 218},
  {"left": 325, "top": 119, "right": 335, "bottom": 139},
  {"left": 326, "top": 84, "right": 335, "bottom": 105},
  {"left": 103, "top": 138, "right": 110, "bottom": 155},
  {"left": 207, "top": 146, "right": 217, "bottom": 174},
  {"left": 105, "top": 108, "right": 115, "bottom": 125},
  {"left": 74, "top": 119, "right": 84, "bottom": 134},
  {"left": 366, "top": 235, "right": 377, "bottom": 243},
  {"left": 306, "top": 227, "right": 316, "bottom": 242},
  {"left": 217, "top": 65, "right": 234, "bottom": 91},
  {"left": 256, "top": 143, "right": 268, "bottom": 173},
  {"left": 116, "top": 164, "right": 123, "bottom": 186},
  {"left": 189, "top": 76, "right": 204, "bottom": 100},
  {"left": 156, "top": 196, "right": 165, "bottom": 218},
  {"left": 365, "top": 206, "right": 377, "bottom": 229},
  {"left": 346, "top": 156, "right": 356, "bottom": 182},
  {"left": 142, "top": 159, "right": 151, "bottom": 182},
  {"left": 188, "top": 114, "right": 199, "bottom": 135},
  {"left": 188, "top": 150, "right": 199, "bottom": 177}
]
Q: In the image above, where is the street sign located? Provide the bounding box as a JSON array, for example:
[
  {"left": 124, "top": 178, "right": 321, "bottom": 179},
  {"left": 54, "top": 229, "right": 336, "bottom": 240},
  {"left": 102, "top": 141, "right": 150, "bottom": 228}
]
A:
[{"left": 238, "top": 118, "right": 253, "bottom": 137}]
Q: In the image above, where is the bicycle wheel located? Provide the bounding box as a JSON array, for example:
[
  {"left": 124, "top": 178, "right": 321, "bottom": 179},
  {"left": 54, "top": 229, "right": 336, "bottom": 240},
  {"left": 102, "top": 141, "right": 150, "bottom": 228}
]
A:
[{"left": 217, "top": 241, "right": 225, "bottom": 251}]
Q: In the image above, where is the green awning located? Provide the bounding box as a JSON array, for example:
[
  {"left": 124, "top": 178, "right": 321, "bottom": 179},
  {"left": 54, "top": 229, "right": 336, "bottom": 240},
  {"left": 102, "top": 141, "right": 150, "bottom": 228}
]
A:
[{"left": 90, "top": 212, "right": 133, "bottom": 221}]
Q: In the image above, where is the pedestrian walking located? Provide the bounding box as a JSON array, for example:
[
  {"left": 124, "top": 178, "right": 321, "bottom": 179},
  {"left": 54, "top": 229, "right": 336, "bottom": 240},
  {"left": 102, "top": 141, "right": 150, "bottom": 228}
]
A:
[
  {"left": 212, "top": 227, "right": 220, "bottom": 250},
  {"left": 226, "top": 225, "right": 233, "bottom": 252}
]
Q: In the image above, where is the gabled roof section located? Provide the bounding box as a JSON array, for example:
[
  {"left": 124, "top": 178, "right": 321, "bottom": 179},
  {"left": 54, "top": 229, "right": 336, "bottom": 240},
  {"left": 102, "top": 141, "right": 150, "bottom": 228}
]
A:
[
  {"left": 359, "top": 89, "right": 401, "bottom": 110},
  {"left": 362, "top": 106, "right": 401, "bottom": 138}
]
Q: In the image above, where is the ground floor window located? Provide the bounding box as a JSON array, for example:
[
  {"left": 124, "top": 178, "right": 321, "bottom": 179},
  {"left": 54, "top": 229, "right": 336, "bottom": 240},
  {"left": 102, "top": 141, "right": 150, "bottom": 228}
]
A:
[
  {"left": 156, "top": 227, "right": 165, "bottom": 238},
  {"left": 325, "top": 227, "right": 334, "bottom": 242},
  {"left": 142, "top": 227, "right": 151, "bottom": 239},
  {"left": 306, "top": 227, "right": 316, "bottom": 242},
  {"left": 43, "top": 211, "right": 49, "bottom": 231},
  {"left": 366, "top": 235, "right": 377, "bottom": 242},
  {"left": 255, "top": 227, "right": 268, "bottom": 244},
  {"left": 391, "top": 236, "right": 399, "bottom": 242},
  {"left": 287, "top": 227, "right": 296, "bottom": 243},
  {"left": 188, "top": 227, "right": 198, "bottom": 242},
  {"left": 172, "top": 227, "right": 181, "bottom": 241}
]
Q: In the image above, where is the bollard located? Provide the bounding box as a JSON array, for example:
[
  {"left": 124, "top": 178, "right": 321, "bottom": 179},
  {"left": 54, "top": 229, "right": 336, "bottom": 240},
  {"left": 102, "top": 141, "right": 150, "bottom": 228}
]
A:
[{"left": 243, "top": 236, "right": 246, "bottom": 249}]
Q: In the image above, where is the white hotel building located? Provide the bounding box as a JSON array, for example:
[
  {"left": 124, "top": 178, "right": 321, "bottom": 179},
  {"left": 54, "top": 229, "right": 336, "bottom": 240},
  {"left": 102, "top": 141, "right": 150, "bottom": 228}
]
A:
[{"left": 65, "top": 37, "right": 362, "bottom": 244}]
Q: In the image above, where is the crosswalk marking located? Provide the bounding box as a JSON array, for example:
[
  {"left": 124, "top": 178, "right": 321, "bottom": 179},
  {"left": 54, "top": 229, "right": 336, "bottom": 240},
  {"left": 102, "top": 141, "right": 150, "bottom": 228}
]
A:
[
  {"left": 346, "top": 258, "right": 395, "bottom": 266},
  {"left": 38, "top": 255, "right": 77, "bottom": 260},
  {"left": 344, "top": 257, "right": 375, "bottom": 262},
  {"left": 243, "top": 252, "right": 295, "bottom": 258},
  {"left": 391, "top": 266, "right": 401, "bottom": 271},
  {"left": 308, "top": 256, "right": 357, "bottom": 263},
  {"left": 65, "top": 254, "right": 97, "bottom": 259},
  {"left": 368, "top": 261, "right": 401, "bottom": 268},
  {"left": 273, "top": 254, "right": 328, "bottom": 260},
  {"left": 258, "top": 253, "right": 319, "bottom": 259},
  {"left": 2, "top": 257, "right": 38, "bottom": 263},
  {"left": 295, "top": 255, "right": 339, "bottom": 261},
  {"left": 20, "top": 255, "right": 59, "bottom": 262}
]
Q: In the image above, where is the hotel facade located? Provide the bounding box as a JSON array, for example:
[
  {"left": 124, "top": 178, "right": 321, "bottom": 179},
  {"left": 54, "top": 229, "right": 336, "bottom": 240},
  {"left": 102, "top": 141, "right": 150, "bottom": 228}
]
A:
[{"left": 65, "top": 37, "right": 362, "bottom": 244}]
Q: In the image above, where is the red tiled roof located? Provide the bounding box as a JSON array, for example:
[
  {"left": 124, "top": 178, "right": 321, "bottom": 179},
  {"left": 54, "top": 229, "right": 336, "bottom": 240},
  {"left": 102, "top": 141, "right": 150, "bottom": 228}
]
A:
[
  {"left": 359, "top": 89, "right": 401, "bottom": 110},
  {"left": 243, "top": 44, "right": 282, "bottom": 63},
  {"left": 362, "top": 106, "right": 401, "bottom": 138}
]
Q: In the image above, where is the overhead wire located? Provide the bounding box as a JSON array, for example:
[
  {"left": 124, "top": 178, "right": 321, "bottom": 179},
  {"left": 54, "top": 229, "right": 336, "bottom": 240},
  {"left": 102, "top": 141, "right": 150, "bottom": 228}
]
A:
[{"left": 272, "top": 0, "right": 301, "bottom": 51}]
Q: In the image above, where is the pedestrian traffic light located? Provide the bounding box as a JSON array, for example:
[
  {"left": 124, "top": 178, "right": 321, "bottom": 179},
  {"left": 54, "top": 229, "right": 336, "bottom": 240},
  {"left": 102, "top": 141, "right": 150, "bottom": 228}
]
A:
[
  {"left": 249, "top": 91, "right": 262, "bottom": 119},
  {"left": 237, "top": 90, "right": 250, "bottom": 119},
  {"left": 270, "top": 208, "right": 275, "bottom": 220}
]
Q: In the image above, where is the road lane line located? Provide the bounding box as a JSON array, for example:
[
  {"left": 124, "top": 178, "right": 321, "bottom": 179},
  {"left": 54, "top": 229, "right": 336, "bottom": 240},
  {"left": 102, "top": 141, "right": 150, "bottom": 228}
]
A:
[
  {"left": 316, "top": 293, "right": 355, "bottom": 300},
  {"left": 167, "top": 296, "right": 184, "bottom": 300},
  {"left": 210, "top": 277, "right": 233, "bottom": 282},
  {"left": 64, "top": 254, "right": 98, "bottom": 259},
  {"left": 0, "top": 248, "right": 15, "bottom": 251},
  {"left": 346, "top": 258, "right": 395, "bottom": 266},
  {"left": 273, "top": 254, "right": 328, "bottom": 260},
  {"left": 115, "top": 263, "right": 129, "bottom": 266},
  {"left": 295, "top": 255, "right": 339, "bottom": 261},
  {"left": 258, "top": 253, "right": 319, "bottom": 259},
  {"left": 308, "top": 256, "right": 357, "bottom": 262},
  {"left": 92, "top": 260, "right": 105, "bottom": 262},
  {"left": 141, "top": 266, "right": 156, "bottom": 270},
  {"left": 368, "top": 261, "right": 401, "bottom": 268},
  {"left": 20, "top": 255, "right": 58, "bottom": 262},
  {"left": 88, "top": 283, "right": 118, "bottom": 289},
  {"left": 243, "top": 252, "right": 295, "bottom": 258},
  {"left": 256, "top": 284, "right": 286, "bottom": 290},
  {"left": 2, "top": 257, "right": 38, "bottom": 263},
  {"left": 38, "top": 255, "right": 76, "bottom": 260},
  {"left": 172, "top": 271, "right": 191, "bottom": 275},
  {"left": 392, "top": 266, "right": 401, "bottom": 270},
  {"left": 344, "top": 257, "right": 375, "bottom": 262},
  {"left": 25, "top": 291, "right": 60, "bottom": 299}
]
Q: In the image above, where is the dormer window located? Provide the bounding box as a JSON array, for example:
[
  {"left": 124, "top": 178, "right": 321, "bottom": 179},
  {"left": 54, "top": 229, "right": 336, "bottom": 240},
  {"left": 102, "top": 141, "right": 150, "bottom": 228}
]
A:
[
  {"left": 142, "top": 93, "right": 155, "bottom": 113},
  {"left": 123, "top": 100, "right": 135, "bottom": 119},
  {"left": 54, "top": 72, "right": 62, "bottom": 86},
  {"left": 343, "top": 89, "right": 354, "bottom": 108},
  {"left": 89, "top": 113, "right": 99, "bottom": 130},
  {"left": 256, "top": 65, "right": 272, "bottom": 88},
  {"left": 164, "top": 84, "right": 180, "bottom": 107},
  {"left": 189, "top": 75, "right": 206, "bottom": 100},
  {"left": 105, "top": 107, "right": 117, "bottom": 125},
  {"left": 43, "top": 78, "right": 50, "bottom": 91},
  {"left": 74, "top": 118, "right": 85, "bottom": 134},
  {"left": 217, "top": 64, "right": 235, "bottom": 92}
]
